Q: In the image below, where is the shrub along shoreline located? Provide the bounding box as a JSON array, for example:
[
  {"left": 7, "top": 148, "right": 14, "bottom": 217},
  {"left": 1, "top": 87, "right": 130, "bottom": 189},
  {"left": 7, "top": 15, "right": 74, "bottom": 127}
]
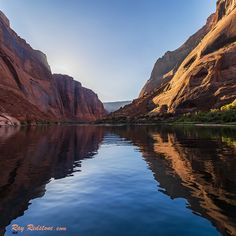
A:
[{"left": 176, "top": 102, "right": 236, "bottom": 124}]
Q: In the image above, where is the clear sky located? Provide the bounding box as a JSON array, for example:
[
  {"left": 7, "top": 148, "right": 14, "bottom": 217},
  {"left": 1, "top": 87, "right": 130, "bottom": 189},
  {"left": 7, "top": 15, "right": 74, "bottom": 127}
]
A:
[{"left": 0, "top": 0, "right": 216, "bottom": 102}]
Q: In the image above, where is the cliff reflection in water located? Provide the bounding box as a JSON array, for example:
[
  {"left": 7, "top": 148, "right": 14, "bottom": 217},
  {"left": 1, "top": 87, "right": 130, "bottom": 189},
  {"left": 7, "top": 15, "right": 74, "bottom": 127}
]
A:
[
  {"left": 0, "top": 125, "right": 235, "bottom": 236},
  {"left": 0, "top": 126, "right": 104, "bottom": 235},
  {"left": 112, "top": 126, "right": 236, "bottom": 236}
]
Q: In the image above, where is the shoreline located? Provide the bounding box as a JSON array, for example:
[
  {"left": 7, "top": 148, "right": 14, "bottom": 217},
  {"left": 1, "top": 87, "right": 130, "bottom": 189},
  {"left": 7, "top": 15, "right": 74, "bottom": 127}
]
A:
[{"left": 1, "top": 121, "right": 236, "bottom": 128}]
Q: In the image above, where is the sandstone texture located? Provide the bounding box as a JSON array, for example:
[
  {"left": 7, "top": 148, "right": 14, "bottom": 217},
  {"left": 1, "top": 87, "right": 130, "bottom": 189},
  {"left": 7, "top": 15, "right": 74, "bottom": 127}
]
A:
[
  {"left": 115, "top": 0, "right": 236, "bottom": 118},
  {"left": 0, "top": 11, "right": 105, "bottom": 123},
  {"left": 139, "top": 14, "right": 215, "bottom": 98},
  {"left": 53, "top": 74, "right": 105, "bottom": 121},
  {"left": 0, "top": 114, "right": 20, "bottom": 126}
]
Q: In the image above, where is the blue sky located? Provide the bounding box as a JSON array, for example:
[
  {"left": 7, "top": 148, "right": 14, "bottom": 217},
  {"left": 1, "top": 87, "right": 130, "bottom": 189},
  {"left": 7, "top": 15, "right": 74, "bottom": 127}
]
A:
[{"left": 0, "top": 0, "right": 216, "bottom": 102}]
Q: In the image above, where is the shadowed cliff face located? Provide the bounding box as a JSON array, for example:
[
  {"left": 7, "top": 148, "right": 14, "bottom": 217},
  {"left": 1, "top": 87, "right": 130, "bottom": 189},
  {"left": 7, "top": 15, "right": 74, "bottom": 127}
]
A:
[
  {"left": 53, "top": 74, "right": 105, "bottom": 121},
  {"left": 0, "top": 126, "right": 104, "bottom": 235},
  {"left": 0, "top": 11, "right": 105, "bottom": 123},
  {"left": 111, "top": 126, "right": 236, "bottom": 236}
]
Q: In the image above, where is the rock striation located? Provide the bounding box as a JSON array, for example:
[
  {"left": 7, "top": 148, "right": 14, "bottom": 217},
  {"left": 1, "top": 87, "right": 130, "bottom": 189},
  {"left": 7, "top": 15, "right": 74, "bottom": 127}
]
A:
[
  {"left": 53, "top": 74, "right": 105, "bottom": 121},
  {"left": 0, "top": 11, "right": 105, "bottom": 124},
  {"left": 114, "top": 0, "right": 236, "bottom": 118},
  {"left": 139, "top": 14, "right": 215, "bottom": 98},
  {"left": 152, "top": 0, "right": 236, "bottom": 114}
]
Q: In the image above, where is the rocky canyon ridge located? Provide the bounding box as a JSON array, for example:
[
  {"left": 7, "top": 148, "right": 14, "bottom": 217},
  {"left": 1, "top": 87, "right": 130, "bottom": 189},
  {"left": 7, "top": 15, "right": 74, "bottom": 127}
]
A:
[
  {"left": 1, "top": 0, "right": 236, "bottom": 125},
  {"left": 0, "top": 11, "right": 105, "bottom": 125},
  {"left": 111, "top": 0, "right": 236, "bottom": 118}
]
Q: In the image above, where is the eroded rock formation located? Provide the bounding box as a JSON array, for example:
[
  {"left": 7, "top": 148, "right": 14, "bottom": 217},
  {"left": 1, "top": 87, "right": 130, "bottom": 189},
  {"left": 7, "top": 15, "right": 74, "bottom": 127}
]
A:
[
  {"left": 0, "top": 11, "right": 105, "bottom": 123},
  {"left": 54, "top": 74, "right": 105, "bottom": 121},
  {"left": 113, "top": 0, "right": 236, "bottom": 118},
  {"left": 152, "top": 0, "right": 236, "bottom": 113},
  {"left": 139, "top": 14, "right": 215, "bottom": 98}
]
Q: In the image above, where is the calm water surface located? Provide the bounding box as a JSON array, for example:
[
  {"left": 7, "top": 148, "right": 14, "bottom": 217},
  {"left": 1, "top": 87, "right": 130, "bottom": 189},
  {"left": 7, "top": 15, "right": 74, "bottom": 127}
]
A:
[{"left": 0, "top": 125, "right": 236, "bottom": 236}]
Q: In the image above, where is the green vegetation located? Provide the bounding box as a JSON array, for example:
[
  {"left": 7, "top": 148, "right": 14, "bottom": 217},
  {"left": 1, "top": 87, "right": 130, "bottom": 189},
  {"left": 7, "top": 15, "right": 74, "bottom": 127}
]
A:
[
  {"left": 220, "top": 102, "right": 236, "bottom": 111},
  {"left": 177, "top": 102, "right": 236, "bottom": 124}
]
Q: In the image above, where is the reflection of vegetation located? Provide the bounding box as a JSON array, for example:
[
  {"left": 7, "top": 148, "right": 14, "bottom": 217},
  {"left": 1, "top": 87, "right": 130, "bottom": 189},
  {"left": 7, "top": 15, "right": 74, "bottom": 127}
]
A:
[
  {"left": 166, "top": 125, "right": 236, "bottom": 150},
  {"left": 109, "top": 124, "right": 236, "bottom": 149},
  {"left": 222, "top": 137, "right": 236, "bottom": 149},
  {"left": 177, "top": 102, "right": 236, "bottom": 124}
]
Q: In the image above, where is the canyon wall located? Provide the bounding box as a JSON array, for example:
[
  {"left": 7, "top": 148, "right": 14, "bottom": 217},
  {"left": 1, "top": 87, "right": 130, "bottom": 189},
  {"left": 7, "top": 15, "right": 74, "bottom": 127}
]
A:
[
  {"left": 139, "top": 14, "right": 215, "bottom": 98},
  {"left": 0, "top": 11, "right": 105, "bottom": 124},
  {"left": 113, "top": 0, "right": 236, "bottom": 118},
  {"left": 54, "top": 74, "right": 105, "bottom": 121},
  {"left": 152, "top": 0, "right": 236, "bottom": 113}
]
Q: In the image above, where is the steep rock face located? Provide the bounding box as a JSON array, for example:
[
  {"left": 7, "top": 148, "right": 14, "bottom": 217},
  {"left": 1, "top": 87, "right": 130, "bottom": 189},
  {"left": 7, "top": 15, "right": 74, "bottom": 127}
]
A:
[
  {"left": 115, "top": 0, "right": 236, "bottom": 117},
  {"left": 0, "top": 11, "right": 105, "bottom": 123},
  {"left": 215, "top": 0, "right": 236, "bottom": 21},
  {"left": 139, "top": 13, "right": 215, "bottom": 97},
  {"left": 54, "top": 74, "right": 105, "bottom": 121},
  {"left": 152, "top": 0, "right": 236, "bottom": 113},
  {"left": 0, "top": 11, "right": 62, "bottom": 119}
]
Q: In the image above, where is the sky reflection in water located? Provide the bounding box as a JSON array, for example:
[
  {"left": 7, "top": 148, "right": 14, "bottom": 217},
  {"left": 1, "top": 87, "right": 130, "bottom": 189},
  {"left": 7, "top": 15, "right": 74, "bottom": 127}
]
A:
[{"left": 0, "top": 125, "right": 235, "bottom": 236}]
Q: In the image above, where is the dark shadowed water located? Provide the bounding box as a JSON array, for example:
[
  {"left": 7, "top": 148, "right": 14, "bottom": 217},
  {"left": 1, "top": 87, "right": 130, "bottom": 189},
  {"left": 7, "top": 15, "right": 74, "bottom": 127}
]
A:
[{"left": 0, "top": 125, "right": 236, "bottom": 236}]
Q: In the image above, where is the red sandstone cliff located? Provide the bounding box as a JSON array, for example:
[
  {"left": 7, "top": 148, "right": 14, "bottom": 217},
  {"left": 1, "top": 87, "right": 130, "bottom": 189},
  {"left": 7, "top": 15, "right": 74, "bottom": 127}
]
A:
[
  {"left": 53, "top": 74, "right": 105, "bottom": 121},
  {"left": 0, "top": 11, "right": 105, "bottom": 124},
  {"left": 113, "top": 0, "right": 236, "bottom": 118}
]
